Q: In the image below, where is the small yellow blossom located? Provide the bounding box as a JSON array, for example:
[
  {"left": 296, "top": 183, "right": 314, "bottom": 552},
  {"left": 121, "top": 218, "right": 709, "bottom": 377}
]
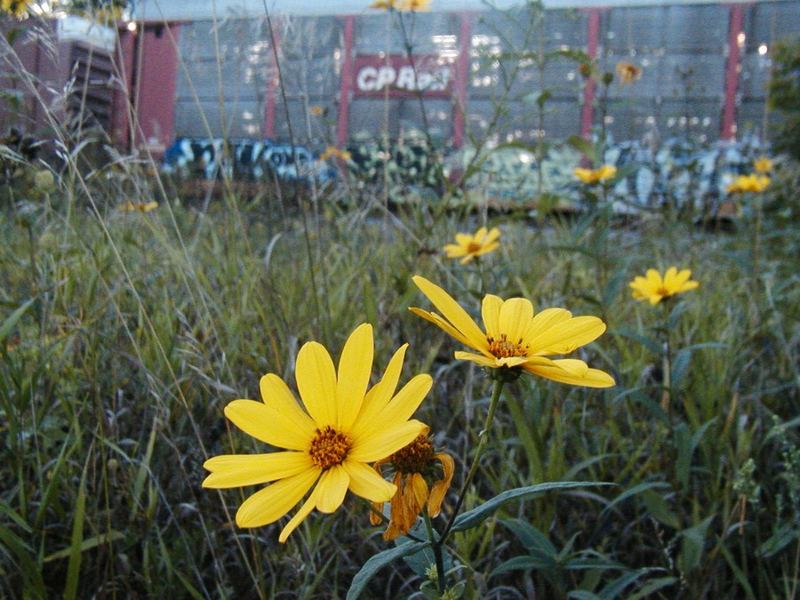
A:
[
  {"left": 320, "top": 146, "right": 352, "bottom": 162},
  {"left": 753, "top": 157, "right": 773, "bottom": 173},
  {"left": 370, "top": 0, "right": 430, "bottom": 11},
  {"left": 120, "top": 200, "right": 159, "bottom": 212},
  {"left": 309, "top": 105, "right": 325, "bottom": 117},
  {"left": 203, "top": 324, "right": 431, "bottom": 542},
  {"left": 410, "top": 276, "right": 615, "bottom": 387},
  {"left": 443, "top": 226, "right": 500, "bottom": 264},
  {"left": 574, "top": 165, "right": 617, "bottom": 185},
  {"left": 1, "top": 0, "right": 32, "bottom": 18},
  {"left": 629, "top": 267, "right": 699, "bottom": 306},
  {"left": 370, "top": 427, "right": 454, "bottom": 540},
  {"left": 726, "top": 174, "right": 770, "bottom": 194},
  {"left": 616, "top": 61, "right": 642, "bottom": 85}
]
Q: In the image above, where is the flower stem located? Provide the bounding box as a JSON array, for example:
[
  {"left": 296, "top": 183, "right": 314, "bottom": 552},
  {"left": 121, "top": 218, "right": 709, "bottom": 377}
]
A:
[
  {"left": 440, "top": 379, "right": 505, "bottom": 544},
  {"left": 423, "top": 510, "right": 447, "bottom": 595},
  {"left": 660, "top": 303, "right": 672, "bottom": 417}
]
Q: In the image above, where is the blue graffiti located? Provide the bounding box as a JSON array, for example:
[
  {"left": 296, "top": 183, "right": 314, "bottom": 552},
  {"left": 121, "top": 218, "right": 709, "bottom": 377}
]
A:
[{"left": 163, "top": 138, "right": 337, "bottom": 184}]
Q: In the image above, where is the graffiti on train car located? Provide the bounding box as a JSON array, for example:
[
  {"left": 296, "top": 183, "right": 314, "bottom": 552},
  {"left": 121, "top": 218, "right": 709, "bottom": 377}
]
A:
[{"left": 162, "top": 138, "right": 337, "bottom": 183}]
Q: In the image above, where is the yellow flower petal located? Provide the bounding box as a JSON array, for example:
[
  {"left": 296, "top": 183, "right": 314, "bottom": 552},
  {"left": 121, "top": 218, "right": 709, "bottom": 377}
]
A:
[
  {"left": 343, "top": 460, "right": 397, "bottom": 502},
  {"left": 443, "top": 244, "right": 466, "bottom": 258},
  {"left": 371, "top": 373, "right": 432, "bottom": 432},
  {"left": 484, "top": 227, "right": 501, "bottom": 244},
  {"left": 350, "top": 343, "right": 408, "bottom": 437},
  {"left": 481, "top": 294, "right": 503, "bottom": 338},
  {"left": 315, "top": 465, "right": 350, "bottom": 513},
  {"left": 412, "top": 276, "right": 488, "bottom": 351},
  {"left": 453, "top": 351, "right": 499, "bottom": 368},
  {"left": 428, "top": 452, "right": 455, "bottom": 518},
  {"left": 336, "top": 324, "right": 374, "bottom": 430},
  {"left": 259, "top": 374, "right": 317, "bottom": 438},
  {"left": 202, "top": 452, "right": 312, "bottom": 488},
  {"left": 523, "top": 307, "right": 571, "bottom": 343},
  {"left": 235, "top": 467, "right": 320, "bottom": 528},
  {"left": 524, "top": 360, "right": 615, "bottom": 388},
  {"left": 498, "top": 298, "right": 534, "bottom": 344},
  {"left": 224, "top": 400, "right": 309, "bottom": 450},
  {"left": 529, "top": 316, "right": 606, "bottom": 356},
  {"left": 295, "top": 341, "right": 338, "bottom": 427},
  {"left": 278, "top": 486, "right": 319, "bottom": 543},
  {"left": 349, "top": 419, "right": 427, "bottom": 463},
  {"left": 409, "top": 307, "right": 477, "bottom": 350}
]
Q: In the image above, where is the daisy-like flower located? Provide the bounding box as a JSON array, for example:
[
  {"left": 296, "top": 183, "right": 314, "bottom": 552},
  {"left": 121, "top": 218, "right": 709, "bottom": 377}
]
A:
[
  {"left": 398, "top": 0, "right": 431, "bottom": 10},
  {"left": 629, "top": 267, "right": 699, "bottom": 305},
  {"left": 726, "top": 174, "right": 770, "bottom": 194},
  {"left": 320, "top": 145, "right": 352, "bottom": 162},
  {"left": 410, "top": 276, "right": 615, "bottom": 387},
  {"left": 203, "top": 324, "right": 431, "bottom": 542},
  {"left": 753, "top": 156, "right": 773, "bottom": 173},
  {"left": 574, "top": 165, "right": 617, "bottom": 185},
  {"left": 1, "top": 0, "right": 32, "bottom": 18},
  {"left": 120, "top": 200, "right": 159, "bottom": 212},
  {"left": 615, "top": 61, "right": 642, "bottom": 85},
  {"left": 369, "top": 0, "right": 397, "bottom": 8},
  {"left": 443, "top": 226, "right": 500, "bottom": 264},
  {"left": 370, "top": 427, "right": 454, "bottom": 540}
]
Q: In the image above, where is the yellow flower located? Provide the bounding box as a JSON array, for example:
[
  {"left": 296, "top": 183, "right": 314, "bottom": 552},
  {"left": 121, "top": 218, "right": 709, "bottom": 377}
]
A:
[
  {"left": 443, "top": 226, "right": 500, "bottom": 264},
  {"left": 629, "top": 267, "right": 699, "bottom": 306},
  {"left": 615, "top": 61, "right": 642, "bottom": 85},
  {"left": 120, "top": 200, "right": 159, "bottom": 212},
  {"left": 370, "top": 427, "right": 454, "bottom": 540},
  {"left": 309, "top": 105, "right": 325, "bottom": 117},
  {"left": 398, "top": 0, "right": 431, "bottom": 10},
  {"left": 1, "top": 0, "right": 32, "bottom": 18},
  {"left": 203, "top": 324, "right": 431, "bottom": 542},
  {"left": 320, "top": 145, "right": 352, "bottom": 162},
  {"left": 574, "top": 165, "right": 617, "bottom": 185},
  {"left": 726, "top": 174, "right": 770, "bottom": 194},
  {"left": 370, "top": 0, "right": 430, "bottom": 10},
  {"left": 410, "top": 276, "right": 615, "bottom": 387},
  {"left": 753, "top": 157, "right": 773, "bottom": 173}
]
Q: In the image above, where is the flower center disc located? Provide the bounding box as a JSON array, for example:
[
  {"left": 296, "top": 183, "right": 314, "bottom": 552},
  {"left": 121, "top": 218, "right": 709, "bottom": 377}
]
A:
[
  {"left": 487, "top": 334, "right": 528, "bottom": 359},
  {"left": 656, "top": 286, "right": 670, "bottom": 297},
  {"left": 309, "top": 426, "right": 351, "bottom": 469},
  {"left": 466, "top": 242, "right": 482, "bottom": 253},
  {"left": 391, "top": 434, "right": 434, "bottom": 474}
]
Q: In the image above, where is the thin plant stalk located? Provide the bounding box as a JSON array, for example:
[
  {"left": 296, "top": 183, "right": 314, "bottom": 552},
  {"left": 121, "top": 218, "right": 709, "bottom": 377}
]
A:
[{"left": 441, "top": 379, "right": 505, "bottom": 544}]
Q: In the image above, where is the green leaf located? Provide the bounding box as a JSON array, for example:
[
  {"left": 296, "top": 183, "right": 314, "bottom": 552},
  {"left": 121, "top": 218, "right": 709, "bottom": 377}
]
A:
[
  {"left": 626, "top": 577, "right": 678, "bottom": 600},
  {"left": 346, "top": 541, "right": 429, "bottom": 600},
  {"left": 678, "top": 515, "right": 714, "bottom": 574},
  {"left": 601, "top": 482, "right": 670, "bottom": 516},
  {"left": 65, "top": 460, "right": 90, "bottom": 600},
  {"left": 453, "top": 482, "right": 610, "bottom": 532},
  {"left": 675, "top": 419, "right": 716, "bottom": 489},
  {"left": 0, "top": 297, "right": 35, "bottom": 345},
  {"left": 500, "top": 518, "right": 557, "bottom": 557},
  {"left": 566, "top": 135, "right": 596, "bottom": 162},
  {"left": 490, "top": 555, "right": 546, "bottom": 577},
  {"left": 599, "top": 568, "right": 664, "bottom": 599},
  {"left": 641, "top": 490, "right": 680, "bottom": 530},
  {"left": 43, "top": 531, "right": 125, "bottom": 563},
  {"left": 757, "top": 525, "right": 799, "bottom": 558}
]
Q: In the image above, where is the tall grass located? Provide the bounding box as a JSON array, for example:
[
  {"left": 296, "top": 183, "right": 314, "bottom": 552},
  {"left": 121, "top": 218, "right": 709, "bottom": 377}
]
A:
[{"left": 2, "top": 4, "right": 800, "bottom": 599}]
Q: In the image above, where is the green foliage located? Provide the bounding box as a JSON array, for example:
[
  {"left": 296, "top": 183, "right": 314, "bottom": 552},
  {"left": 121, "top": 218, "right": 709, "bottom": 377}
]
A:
[{"left": 768, "top": 37, "right": 800, "bottom": 161}]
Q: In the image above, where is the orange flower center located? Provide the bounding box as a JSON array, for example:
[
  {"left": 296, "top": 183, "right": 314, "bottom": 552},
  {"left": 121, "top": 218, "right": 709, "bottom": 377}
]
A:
[
  {"left": 390, "top": 434, "right": 434, "bottom": 474},
  {"left": 309, "top": 426, "right": 351, "bottom": 469},
  {"left": 466, "top": 241, "right": 482, "bottom": 253},
  {"left": 656, "top": 286, "right": 671, "bottom": 297},
  {"left": 487, "top": 334, "right": 529, "bottom": 359}
]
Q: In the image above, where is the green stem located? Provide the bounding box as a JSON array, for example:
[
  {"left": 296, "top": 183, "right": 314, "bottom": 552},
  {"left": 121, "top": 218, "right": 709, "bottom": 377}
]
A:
[
  {"left": 441, "top": 379, "right": 505, "bottom": 544},
  {"left": 660, "top": 303, "right": 672, "bottom": 418},
  {"left": 423, "top": 510, "right": 447, "bottom": 595}
]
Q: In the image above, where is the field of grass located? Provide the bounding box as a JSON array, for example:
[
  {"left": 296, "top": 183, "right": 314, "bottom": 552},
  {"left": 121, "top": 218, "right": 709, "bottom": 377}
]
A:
[{"left": 2, "top": 173, "right": 800, "bottom": 598}]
